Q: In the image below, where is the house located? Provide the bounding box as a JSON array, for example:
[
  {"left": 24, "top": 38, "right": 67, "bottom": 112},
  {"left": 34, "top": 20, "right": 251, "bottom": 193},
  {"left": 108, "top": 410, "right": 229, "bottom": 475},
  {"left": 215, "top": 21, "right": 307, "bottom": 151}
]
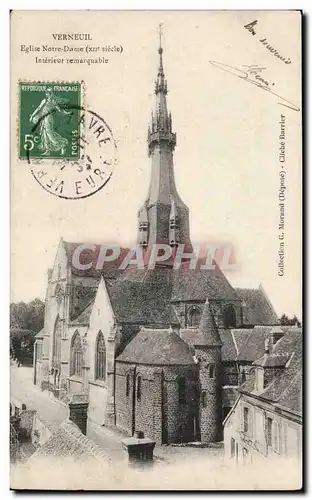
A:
[{"left": 223, "top": 327, "right": 302, "bottom": 464}]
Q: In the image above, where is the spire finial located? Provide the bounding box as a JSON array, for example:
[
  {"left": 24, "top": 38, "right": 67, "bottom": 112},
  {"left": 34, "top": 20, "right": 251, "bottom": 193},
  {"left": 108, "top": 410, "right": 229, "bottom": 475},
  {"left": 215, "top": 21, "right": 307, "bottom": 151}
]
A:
[{"left": 158, "top": 23, "right": 163, "bottom": 54}]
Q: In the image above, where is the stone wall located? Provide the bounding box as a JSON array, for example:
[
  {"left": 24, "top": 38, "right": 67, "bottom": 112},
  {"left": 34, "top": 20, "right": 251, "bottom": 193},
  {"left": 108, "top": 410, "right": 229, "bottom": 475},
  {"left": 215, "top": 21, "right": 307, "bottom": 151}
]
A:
[
  {"left": 115, "top": 361, "right": 198, "bottom": 445},
  {"left": 172, "top": 299, "right": 243, "bottom": 329}
]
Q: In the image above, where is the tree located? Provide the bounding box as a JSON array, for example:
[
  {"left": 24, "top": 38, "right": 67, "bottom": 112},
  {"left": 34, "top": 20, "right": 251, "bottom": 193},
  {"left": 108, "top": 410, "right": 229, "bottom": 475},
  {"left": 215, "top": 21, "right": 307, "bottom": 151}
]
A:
[
  {"left": 10, "top": 329, "right": 36, "bottom": 366},
  {"left": 10, "top": 298, "right": 45, "bottom": 366},
  {"left": 280, "top": 313, "right": 301, "bottom": 327},
  {"left": 10, "top": 299, "right": 44, "bottom": 332}
]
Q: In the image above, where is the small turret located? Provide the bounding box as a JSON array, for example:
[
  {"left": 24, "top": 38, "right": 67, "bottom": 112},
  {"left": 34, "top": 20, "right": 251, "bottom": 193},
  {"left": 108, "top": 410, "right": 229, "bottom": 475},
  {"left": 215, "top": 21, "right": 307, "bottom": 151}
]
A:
[{"left": 195, "top": 299, "right": 223, "bottom": 443}]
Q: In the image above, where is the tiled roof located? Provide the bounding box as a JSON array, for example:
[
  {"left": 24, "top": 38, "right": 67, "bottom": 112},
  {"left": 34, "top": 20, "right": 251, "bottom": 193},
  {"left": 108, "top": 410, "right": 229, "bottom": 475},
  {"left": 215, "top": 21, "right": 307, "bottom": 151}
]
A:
[
  {"left": 197, "top": 299, "right": 222, "bottom": 346},
  {"left": 171, "top": 264, "right": 239, "bottom": 302},
  {"left": 106, "top": 263, "right": 239, "bottom": 327},
  {"left": 223, "top": 386, "right": 239, "bottom": 407},
  {"left": 220, "top": 326, "right": 301, "bottom": 364},
  {"left": 218, "top": 328, "right": 253, "bottom": 362},
  {"left": 238, "top": 325, "right": 301, "bottom": 362},
  {"left": 180, "top": 329, "right": 207, "bottom": 349},
  {"left": 30, "top": 419, "right": 110, "bottom": 461},
  {"left": 235, "top": 286, "right": 279, "bottom": 326},
  {"left": 219, "top": 330, "right": 238, "bottom": 361},
  {"left": 231, "top": 329, "right": 254, "bottom": 355},
  {"left": 180, "top": 303, "right": 222, "bottom": 349},
  {"left": 35, "top": 328, "right": 44, "bottom": 339},
  {"left": 63, "top": 240, "right": 128, "bottom": 279},
  {"left": 69, "top": 282, "right": 98, "bottom": 322},
  {"left": 63, "top": 241, "right": 102, "bottom": 278},
  {"left": 240, "top": 328, "right": 302, "bottom": 415},
  {"left": 70, "top": 300, "right": 94, "bottom": 326},
  {"left": 105, "top": 266, "right": 178, "bottom": 326},
  {"left": 253, "top": 354, "right": 290, "bottom": 368},
  {"left": 116, "top": 328, "right": 195, "bottom": 366},
  {"left": 276, "top": 370, "right": 302, "bottom": 414},
  {"left": 237, "top": 325, "right": 280, "bottom": 362}
]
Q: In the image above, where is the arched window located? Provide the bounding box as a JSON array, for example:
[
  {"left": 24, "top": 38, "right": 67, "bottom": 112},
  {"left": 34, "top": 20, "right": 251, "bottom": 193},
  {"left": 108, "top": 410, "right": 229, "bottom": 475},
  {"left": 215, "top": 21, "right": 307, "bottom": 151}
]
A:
[
  {"left": 52, "top": 316, "right": 62, "bottom": 369},
  {"left": 70, "top": 331, "right": 82, "bottom": 376},
  {"left": 209, "top": 364, "right": 216, "bottom": 379},
  {"left": 189, "top": 308, "right": 200, "bottom": 327},
  {"left": 224, "top": 304, "right": 237, "bottom": 328},
  {"left": 201, "top": 390, "right": 207, "bottom": 407},
  {"left": 95, "top": 331, "right": 106, "bottom": 381},
  {"left": 178, "top": 376, "right": 186, "bottom": 404},
  {"left": 136, "top": 375, "right": 142, "bottom": 401},
  {"left": 126, "top": 373, "right": 130, "bottom": 397}
]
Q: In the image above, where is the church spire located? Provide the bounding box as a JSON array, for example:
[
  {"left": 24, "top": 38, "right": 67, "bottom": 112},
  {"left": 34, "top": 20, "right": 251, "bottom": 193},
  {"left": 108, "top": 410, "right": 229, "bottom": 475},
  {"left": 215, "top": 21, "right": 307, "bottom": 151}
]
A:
[
  {"left": 155, "top": 23, "right": 167, "bottom": 96},
  {"left": 148, "top": 24, "right": 176, "bottom": 156},
  {"left": 138, "top": 27, "right": 192, "bottom": 252}
]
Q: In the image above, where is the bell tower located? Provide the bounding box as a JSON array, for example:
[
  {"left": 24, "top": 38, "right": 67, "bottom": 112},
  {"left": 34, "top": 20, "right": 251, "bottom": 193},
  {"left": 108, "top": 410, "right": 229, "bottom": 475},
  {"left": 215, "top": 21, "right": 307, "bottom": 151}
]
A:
[{"left": 137, "top": 26, "right": 192, "bottom": 252}]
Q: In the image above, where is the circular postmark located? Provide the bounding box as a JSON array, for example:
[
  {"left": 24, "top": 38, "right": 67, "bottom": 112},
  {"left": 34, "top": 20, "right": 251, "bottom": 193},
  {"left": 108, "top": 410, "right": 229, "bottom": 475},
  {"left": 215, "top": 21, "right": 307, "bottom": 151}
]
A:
[{"left": 26, "top": 103, "right": 117, "bottom": 200}]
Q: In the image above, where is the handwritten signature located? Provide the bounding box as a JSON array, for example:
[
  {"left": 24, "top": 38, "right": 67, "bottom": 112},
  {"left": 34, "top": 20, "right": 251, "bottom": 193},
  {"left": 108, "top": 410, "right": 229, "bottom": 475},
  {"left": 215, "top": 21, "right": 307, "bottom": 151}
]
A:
[{"left": 209, "top": 61, "right": 299, "bottom": 112}]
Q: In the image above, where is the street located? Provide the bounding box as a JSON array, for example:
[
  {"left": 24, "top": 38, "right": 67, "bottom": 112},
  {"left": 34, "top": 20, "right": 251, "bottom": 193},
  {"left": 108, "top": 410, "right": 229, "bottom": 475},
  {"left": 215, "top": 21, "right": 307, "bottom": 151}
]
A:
[{"left": 11, "top": 365, "right": 224, "bottom": 466}]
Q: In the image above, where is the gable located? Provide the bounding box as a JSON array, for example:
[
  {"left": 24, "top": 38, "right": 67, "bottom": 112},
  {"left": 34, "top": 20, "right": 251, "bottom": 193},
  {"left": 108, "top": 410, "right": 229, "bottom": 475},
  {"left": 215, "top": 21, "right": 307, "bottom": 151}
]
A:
[
  {"left": 50, "top": 238, "right": 69, "bottom": 283},
  {"left": 88, "top": 277, "right": 115, "bottom": 340}
]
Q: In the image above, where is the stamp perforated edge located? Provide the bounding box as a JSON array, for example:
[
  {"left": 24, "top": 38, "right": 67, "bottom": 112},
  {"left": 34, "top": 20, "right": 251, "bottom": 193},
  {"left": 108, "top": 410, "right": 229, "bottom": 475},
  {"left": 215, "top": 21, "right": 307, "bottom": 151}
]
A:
[{"left": 16, "top": 79, "right": 86, "bottom": 162}]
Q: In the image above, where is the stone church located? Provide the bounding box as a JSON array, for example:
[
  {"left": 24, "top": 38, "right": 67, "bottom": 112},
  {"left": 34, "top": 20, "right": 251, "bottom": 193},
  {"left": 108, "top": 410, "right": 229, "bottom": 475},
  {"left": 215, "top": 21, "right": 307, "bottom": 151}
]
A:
[{"left": 34, "top": 37, "right": 279, "bottom": 445}]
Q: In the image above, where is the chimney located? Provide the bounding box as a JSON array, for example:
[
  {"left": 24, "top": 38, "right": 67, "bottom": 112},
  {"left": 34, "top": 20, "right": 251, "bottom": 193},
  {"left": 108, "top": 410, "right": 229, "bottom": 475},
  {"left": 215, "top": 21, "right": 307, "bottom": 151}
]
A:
[{"left": 69, "top": 394, "right": 89, "bottom": 436}]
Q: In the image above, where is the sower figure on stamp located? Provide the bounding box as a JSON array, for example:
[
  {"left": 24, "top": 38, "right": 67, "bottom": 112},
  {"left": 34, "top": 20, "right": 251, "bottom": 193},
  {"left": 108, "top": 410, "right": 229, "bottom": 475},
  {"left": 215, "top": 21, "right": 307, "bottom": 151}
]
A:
[{"left": 29, "top": 87, "right": 71, "bottom": 156}]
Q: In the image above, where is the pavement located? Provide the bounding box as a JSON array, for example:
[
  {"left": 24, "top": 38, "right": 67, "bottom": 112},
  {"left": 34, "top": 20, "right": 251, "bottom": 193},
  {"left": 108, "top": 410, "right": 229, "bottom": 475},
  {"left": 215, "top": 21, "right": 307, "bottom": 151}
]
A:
[{"left": 10, "top": 365, "right": 224, "bottom": 466}]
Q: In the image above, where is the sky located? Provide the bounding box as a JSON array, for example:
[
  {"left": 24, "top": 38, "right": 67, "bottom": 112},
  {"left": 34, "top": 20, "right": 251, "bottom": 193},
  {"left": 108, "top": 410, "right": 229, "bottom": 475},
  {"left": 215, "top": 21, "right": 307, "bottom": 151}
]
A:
[{"left": 10, "top": 10, "right": 301, "bottom": 317}]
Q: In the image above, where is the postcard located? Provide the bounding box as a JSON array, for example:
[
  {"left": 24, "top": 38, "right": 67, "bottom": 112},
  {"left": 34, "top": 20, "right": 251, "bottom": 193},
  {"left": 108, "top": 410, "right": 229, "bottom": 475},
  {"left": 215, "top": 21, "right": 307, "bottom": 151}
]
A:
[{"left": 10, "top": 10, "right": 302, "bottom": 490}]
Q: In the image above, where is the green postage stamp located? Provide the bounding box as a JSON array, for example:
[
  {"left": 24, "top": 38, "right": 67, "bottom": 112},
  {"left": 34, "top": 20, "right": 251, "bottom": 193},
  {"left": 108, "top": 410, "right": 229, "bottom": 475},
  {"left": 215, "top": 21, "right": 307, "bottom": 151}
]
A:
[{"left": 19, "top": 82, "right": 81, "bottom": 160}]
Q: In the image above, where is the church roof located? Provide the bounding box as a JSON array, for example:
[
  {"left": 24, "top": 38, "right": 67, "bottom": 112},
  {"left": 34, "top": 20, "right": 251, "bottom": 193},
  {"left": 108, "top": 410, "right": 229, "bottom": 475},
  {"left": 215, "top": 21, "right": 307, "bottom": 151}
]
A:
[
  {"left": 219, "top": 328, "right": 255, "bottom": 362},
  {"left": 235, "top": 286, "right": 279, "bottom": 326},
  {"left": 171, "top": 265, "right": 239, "bottom": 302},
  {"left": 105, "top": 264, "right": 238, "bottom": 326},
  {"left": 197, "top": 299, "right": 222, "bottom": 346},
  {"left": 70, "top": 300, "right": 94, "bottom": 326},
  {"left": 105, "top": 266, "right": 179, "bottom": 326},
  {"left": 35, "top": 328, "right": 44, "bottom": 339},
  {"left": 116, "top": 328, "right": 195, "bottom": 366},
  {"left": 63, "top": 240, "right": 127, "bottom": 279}
]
